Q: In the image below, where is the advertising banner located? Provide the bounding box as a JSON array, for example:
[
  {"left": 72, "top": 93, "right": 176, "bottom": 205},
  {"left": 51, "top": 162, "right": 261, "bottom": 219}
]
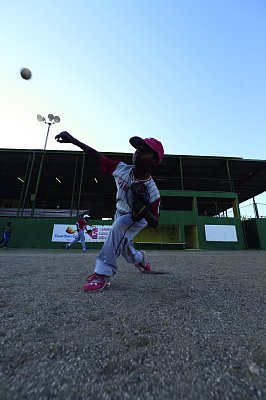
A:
[{"left": 51, "top": 224, "right": 112, "bottom": 243}]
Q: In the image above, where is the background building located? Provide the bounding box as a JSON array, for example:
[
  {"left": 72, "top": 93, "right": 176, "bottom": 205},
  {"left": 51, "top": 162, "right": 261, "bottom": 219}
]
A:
[{"left": 1, "top": 148, "right": 266, "bottom": 250}]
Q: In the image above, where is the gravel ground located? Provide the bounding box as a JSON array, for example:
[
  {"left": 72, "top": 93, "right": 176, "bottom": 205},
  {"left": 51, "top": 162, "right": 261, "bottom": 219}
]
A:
[{"left": 0, "top": 249, "right": 266, "bottom": 400}]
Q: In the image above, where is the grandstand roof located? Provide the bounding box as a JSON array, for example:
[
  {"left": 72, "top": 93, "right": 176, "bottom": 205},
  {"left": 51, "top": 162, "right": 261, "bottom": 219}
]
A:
[{"left": 1, "top": 148, "right": 266, "bottom": 217}]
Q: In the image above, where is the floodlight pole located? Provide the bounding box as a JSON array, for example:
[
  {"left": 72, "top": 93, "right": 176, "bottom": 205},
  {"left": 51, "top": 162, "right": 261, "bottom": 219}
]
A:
[
  {"left": 43, "top": 122, "right": 52, "bottom": 151},
  {"left": 31, "top": 114, "right": 60, "bottom": 218}
]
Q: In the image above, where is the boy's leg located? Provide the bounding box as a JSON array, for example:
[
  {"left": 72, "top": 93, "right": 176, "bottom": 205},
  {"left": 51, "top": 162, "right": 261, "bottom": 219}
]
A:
[
  {"left": 3, "top": 233, "right": 10, "bottom": 248},
  {"left": 79, "top": 230, "right": 87, "bottom": 252},
  {"left": 0, "top": 232, "right": 8, "bottom": 245},
  {"left": 94, "top": 215, "right": 147, "bottom": 276},
  {"left": 67, "top": 233, "right": 79, "bottom": 248},
  {"left": 121, "top": 238, "right": 145, "bottom": 264},
  {"left": 84, "top": 215, "right": 146, "bottom": 292}
]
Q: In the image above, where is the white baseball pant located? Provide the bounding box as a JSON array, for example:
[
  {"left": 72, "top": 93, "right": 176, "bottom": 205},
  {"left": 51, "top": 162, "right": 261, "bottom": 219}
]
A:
[
  {"left": 69, "top": 229, "right": 87, "bottom": 251},
  {"left": 94, "top": 212, "right": 147, "bottom": 276}
]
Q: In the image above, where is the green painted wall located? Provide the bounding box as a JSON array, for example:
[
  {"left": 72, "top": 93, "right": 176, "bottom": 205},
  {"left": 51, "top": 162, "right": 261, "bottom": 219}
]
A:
[
  {"left": 135, "top": 224, "right": 181, "bottom": 243},
  {"left": 0, "top": 218, "right": 111, "bottom": 249},
  {"left": 256, "top": 219, "right": 266, "bottom": 249},
  {"left": 242, "top": 219, "right": 260, "bottom": 249},
  {"left": 1, "top": 188, "right": 246, "bottom": 250},
  {"left": 243, "top": 218, "right": 266, "bottom": 249},
  {"left": 1, "top": 208, "right": 247, "bottom": 251},
  {"left": 159, "top": 210, "right": 246, "bottom": 250},
  {"left": 160, "top": 190, "right": 238, "bottom": 199},
  {"left": 1, "top": 214, "right": 246, "bottom": 250}
]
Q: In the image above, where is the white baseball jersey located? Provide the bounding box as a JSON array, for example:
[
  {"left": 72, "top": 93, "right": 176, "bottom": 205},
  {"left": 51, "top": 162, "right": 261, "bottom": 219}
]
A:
[{"left": 100, "top": 157, "right": 161, "bottom": 217}]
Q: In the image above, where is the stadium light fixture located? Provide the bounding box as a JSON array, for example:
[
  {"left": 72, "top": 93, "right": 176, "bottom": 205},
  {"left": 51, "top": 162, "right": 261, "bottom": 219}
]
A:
[
  {"left": 36, "top": 114, "right": 61, "bottom": 150},
  {"left": 37, "top": 114, "right": 45, "bottom": 122}
]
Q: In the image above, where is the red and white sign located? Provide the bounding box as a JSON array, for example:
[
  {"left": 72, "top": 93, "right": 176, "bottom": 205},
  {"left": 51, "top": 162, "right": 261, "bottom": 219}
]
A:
[{"left": 51, "top": 224, "right": 112, "bottom": 243}]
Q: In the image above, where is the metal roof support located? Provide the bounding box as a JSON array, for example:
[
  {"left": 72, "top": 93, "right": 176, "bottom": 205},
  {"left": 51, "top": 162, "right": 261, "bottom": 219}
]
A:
[
  {"left": 232, "top": 199, "right": 240, "bottom": 218},
  {"left": 226, "top": 160, "right": 234, "bottom": 192},
  {"left": 31, "top": 152, "right": 45, "bottom": 218},
  {"left": 76, "top": 153, "right": 85, "bottom": 218},
  {"left": 179, "top": 157, "right": 184, "bottom": 190},
  {"left": 16, "top": 154, "right": 31, "bottom": 217},
  {"left": 21, "top": 152, "right": 36, "bottom": 217},
  {"left": 70, "top": 155, "right": 79, "bottom": 217},
  {"left": 253, "top": 197, "right": 259, "bottom": 218}
]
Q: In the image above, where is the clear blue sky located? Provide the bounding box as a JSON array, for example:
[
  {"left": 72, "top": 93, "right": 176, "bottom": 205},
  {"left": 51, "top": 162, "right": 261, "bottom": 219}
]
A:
[{"left": 1, "top": 0, "right": 266, "bottom": 215}]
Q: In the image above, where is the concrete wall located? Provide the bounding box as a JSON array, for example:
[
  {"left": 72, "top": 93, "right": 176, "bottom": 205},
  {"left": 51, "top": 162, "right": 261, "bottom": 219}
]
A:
[
  {"left": 0, "top": 218, "right": 111, "bottom": 249},
  {"left": 159, "top": 211, "right": 246, "bottom": 250},
  {"left": 1, "top": 212, "right": 246, "bottom": 250},
  {"left": 243, "top": 218, "right": 266, "bottom": 249}
]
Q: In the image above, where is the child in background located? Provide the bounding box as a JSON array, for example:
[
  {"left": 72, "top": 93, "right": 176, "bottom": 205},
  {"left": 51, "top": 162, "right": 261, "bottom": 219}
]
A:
[
  {"left": 0, "top": 221, "right": 12, "bottom": 249},
  {"left": 66, "top": 214, "right": 92, "bottom": 253}
]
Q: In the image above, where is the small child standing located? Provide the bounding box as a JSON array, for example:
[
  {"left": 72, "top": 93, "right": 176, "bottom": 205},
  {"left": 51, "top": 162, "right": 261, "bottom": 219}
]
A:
[
  {"left": 66, "top": 214, "right": 92, "bottom": 253},
  {"left": 55, "top": 131, "right": 164, "bottom": 292},
  {"left": 0, "top": 221, "right": 12, "bottom": 249}
]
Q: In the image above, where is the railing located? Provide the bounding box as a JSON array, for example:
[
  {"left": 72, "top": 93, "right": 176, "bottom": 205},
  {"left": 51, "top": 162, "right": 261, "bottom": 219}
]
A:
[{"left": 0, "top": 208, "right": 85, "bottom": 218}]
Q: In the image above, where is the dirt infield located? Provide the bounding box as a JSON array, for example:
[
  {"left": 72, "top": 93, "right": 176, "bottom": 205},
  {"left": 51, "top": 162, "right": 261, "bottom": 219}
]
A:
[{"left": 1, "top": 249, "right": 266, "bottom": 400}]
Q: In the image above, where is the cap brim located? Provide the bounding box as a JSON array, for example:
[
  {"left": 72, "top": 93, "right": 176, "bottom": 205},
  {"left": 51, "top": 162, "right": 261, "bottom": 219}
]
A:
[{"left": 129, "top": 136, "right": 145, "bottom": 150}]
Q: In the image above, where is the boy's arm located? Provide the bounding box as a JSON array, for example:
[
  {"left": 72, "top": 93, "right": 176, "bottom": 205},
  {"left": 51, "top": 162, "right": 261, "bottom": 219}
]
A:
[
  {"left": 142, "top": 208, "right": 159, "bottom": 228},
  {"left": 55, "top": 131, "right": 104, "bottom": 162},
  {"left": 55, "top": 131, "right": 120, "bottom": 175},
  {"left": 131, "top": 184, "right": 160, "bottom": 228},
  {"left": 86, "top": 225, "right": 93, "bottom": 234}
]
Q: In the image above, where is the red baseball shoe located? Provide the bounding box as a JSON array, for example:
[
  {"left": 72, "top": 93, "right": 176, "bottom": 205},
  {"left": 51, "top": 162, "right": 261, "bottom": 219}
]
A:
[{"left": 83, "top": 273, "right": 110, "bottom": 292}]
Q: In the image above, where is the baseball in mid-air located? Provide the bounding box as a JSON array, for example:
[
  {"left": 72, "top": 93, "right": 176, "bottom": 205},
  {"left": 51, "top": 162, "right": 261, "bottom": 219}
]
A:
[{"left": 20, "top": 67, "right": 32, "bottom": 80}]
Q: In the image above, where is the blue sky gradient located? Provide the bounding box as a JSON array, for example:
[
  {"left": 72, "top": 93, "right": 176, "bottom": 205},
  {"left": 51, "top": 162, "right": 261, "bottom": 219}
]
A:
[{"left": 1, "top": 0, "right": 266, "bottom": 215}]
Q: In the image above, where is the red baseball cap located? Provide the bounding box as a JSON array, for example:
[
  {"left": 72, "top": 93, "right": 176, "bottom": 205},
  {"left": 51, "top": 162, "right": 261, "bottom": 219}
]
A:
[{"left": 129, "top": 136, "right": 164, "bottom": 164}]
